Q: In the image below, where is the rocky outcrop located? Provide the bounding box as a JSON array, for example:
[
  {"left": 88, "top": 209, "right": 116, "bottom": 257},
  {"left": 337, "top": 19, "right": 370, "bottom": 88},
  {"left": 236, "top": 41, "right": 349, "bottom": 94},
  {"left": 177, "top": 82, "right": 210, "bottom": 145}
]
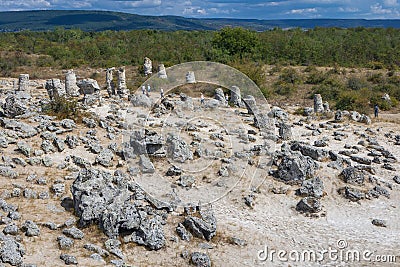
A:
[
  {"left": 182, "top": 206, "right": 216, "bottom": 241},
  {"left": 275, "top": 151, "right": 318, "bottom": 184},
  {"left": 71, "top": 168, "right": 167, "bottom": 250},
  {"left": 46, "top": 79, "right": 65, "bottom": 100},
  {"left": 18, "top": 74, "right": 29, "bottom": 91},
  {"left": 1, "top": 94, "right": 28, "bottom": 118},
  {"left": 144, "top": 57, "right": 152, "bottom": 76},
  {"left": 166, "top": 133, "right": 193, "bottom": 163},
  {"left": 313, "top": 94, "right": 324, "bottom": 113},
  {"left": 158, "top": 64, "right": 167, "bottom": 79},
  {"left": 65, "top": 70, "right": 80, "bottom": 97},
  {"left": 186, "top": 71, "right": 196, "bottom": 83},
  {"left": 0, "top": 233, "right": 25, "bottom": 266},
  {"left": 230, "top": 86, "right": 241, "bottom": 107}
]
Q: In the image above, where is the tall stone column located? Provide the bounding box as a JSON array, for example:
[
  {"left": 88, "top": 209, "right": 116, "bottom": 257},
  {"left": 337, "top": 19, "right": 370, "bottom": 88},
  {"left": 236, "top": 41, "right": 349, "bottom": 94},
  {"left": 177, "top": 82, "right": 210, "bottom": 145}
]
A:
[
  {"left": 144, "top": 57, "right": 152, "bottom": 76},
  {"left": 18, "top": 74, "right": 29, "bottom": 91},
  {"left": 230, "top": 85, "right": 241, "bottom": 107},
  {"left": 117, "top": 66, "right": 128, "bottom": 97},
  {"left": 106, "top": 67, "right": 116, "bottom": 96},
  {"left": 314, "top": 94, "right": 324, "bottom": 113},
  {"left": 65, "top": 70, "right": 80, "bottom": 97}
]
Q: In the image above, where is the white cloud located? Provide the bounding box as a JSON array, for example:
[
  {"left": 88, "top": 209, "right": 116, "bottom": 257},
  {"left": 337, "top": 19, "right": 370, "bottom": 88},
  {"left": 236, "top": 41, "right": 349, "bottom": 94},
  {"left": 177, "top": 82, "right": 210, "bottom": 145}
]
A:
[
  {"left": 370, "top": 3, "right": 392, "bottom": 14},
  {"left": 384, "top": 0, "right": 398, "bottom": 7},
  {"left": 338, "top": 7, "right": 359, "bottom": 13},
  {"left": 287, "top": 7, "right": 317, "bottom": 14},
  {"left": 197, "top": 8, "right": 206, "bottom": 14},
  {"left": 0, "top": 0, "right": 51, "bottom": 10},
  {"left": 122, "top": 0, "right": 162, "bottom": 8}
]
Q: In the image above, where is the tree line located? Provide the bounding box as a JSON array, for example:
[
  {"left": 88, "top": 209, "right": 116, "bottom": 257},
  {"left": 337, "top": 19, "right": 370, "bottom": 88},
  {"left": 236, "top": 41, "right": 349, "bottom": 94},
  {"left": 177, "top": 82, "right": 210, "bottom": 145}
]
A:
[{"left": 1, "top": 27, "right": 400, "bottom": 74}]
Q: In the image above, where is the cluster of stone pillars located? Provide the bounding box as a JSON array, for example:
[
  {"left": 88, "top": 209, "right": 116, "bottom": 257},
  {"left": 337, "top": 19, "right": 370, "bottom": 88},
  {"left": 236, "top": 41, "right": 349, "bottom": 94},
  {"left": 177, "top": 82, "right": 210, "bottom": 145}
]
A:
[{"left": 105, "top": 66, "right": 129, "bottom": 98}]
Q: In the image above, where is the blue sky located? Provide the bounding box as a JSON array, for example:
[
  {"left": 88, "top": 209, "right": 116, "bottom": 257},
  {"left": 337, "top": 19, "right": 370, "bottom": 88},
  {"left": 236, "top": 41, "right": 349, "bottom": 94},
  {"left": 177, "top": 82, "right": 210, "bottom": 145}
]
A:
[{"left": 1, "top": 0, "right": 400, "bottom": 19}]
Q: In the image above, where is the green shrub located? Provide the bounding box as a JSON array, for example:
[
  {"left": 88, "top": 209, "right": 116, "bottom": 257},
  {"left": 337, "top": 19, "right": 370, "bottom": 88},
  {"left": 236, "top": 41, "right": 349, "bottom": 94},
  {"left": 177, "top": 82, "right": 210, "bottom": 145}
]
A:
[
  {"left": 274, "top": 81, "right": 297, "bottom": 96},
  {"left": 347, "top": 76, "right": 368, "bottom": 90},
  {"left": 42, "top": 96, "right": 86, "bottom": 122},
  {"left": 306, "top": 70, "right": 327, "bottom": 84},
  {"left": 279, "top": 67, "right": 302, "bottom": 84}
]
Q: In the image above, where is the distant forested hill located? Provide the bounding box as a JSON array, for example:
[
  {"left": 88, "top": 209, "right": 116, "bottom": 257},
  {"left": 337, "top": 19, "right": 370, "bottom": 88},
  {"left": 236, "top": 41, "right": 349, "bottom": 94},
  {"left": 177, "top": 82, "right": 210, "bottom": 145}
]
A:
[{"left": 1, "top": 10, "right": 400, "bottom": 32}]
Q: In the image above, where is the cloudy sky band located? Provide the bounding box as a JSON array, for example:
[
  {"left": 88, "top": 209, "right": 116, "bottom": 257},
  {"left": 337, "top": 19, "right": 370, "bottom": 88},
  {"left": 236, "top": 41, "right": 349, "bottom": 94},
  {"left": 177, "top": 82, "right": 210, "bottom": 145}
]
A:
[{"left": 0, "top": 0, "right": 399, "bottom": 19}]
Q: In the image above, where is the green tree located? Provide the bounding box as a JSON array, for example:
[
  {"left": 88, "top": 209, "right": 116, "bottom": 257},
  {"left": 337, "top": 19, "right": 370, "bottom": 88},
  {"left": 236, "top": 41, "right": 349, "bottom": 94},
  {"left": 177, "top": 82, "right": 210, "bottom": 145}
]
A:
[{"left": 212, "top": 27, "right": 260, "bottom": 59}]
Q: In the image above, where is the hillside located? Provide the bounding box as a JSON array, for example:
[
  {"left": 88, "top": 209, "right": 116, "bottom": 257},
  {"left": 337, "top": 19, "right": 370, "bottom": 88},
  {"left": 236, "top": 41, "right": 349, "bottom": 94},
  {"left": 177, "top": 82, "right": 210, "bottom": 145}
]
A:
[{"left": 1, "top": 10, "right": 400, "bottom": 32}]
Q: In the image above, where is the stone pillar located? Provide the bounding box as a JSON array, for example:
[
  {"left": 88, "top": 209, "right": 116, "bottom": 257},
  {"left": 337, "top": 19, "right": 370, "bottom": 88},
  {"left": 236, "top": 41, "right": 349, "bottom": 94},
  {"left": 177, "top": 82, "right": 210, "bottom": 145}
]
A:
[
  {"left": 45, "top": 79, "right": 65, "bottom": 100},
  {"left": 323, "top": 101, "right": 330, "bottom": 112},
  {"left": 230, "top": 85, "right": 241, "bottom": 107},
  {"left": 335, "top": 110, "right": 343, "bottom": 122},
  {"left": 242, "top": 95, "right": 257, "bottom": 115},
  {"left": 314, "top": 94, "right": 324, "bottom": 113},
  {"left": 65, "top": 70, "right": 80, "bottom": 97},
  {"left": 214, "top": 88, "right": 227, "bottom": 105},
  {"left": 279, "top": 123, "right": 292, "bottom": 140},
  {"left": 158, "top": 64, "right": 167, "bottom": 79},
  {"left": 144, "top": 57, "right": 152, "bottom": 76},
  {"left": 106, "top": 67, "right": 116, "bottom": 96},
  {"left": 117, "top": 66, "right": 128, "bottom": 97},
  {"left": 186, "top": 71, "right": 196, "bottom": 83},
  {"left": 18, "top": 74, "right": 29, "bottom": 91}
]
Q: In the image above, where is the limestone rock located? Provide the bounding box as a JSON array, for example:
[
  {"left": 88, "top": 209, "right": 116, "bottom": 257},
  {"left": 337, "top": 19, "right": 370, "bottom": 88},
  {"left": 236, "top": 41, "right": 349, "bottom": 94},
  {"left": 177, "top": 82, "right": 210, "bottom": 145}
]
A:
[
  {"left": 279, "top": 123, "right": 292, "bottom": 140},
  {"left": 183, "top": 207, "right": 216, "bottom": 241},
  {"left": 2, "top": 94, "right": 28, "bottom": 118},
  {"left": 186, "top": 71, "right": 196, "bottom": 83},
  {"left": 214, "top": 88, "right": 227, "bottom": 105},
  {"left": 117, "top": 66, "right": 128, "bottom": 97},
  {"left": 296, "top": 177, "right": 324, "bottom": 198},
  {"left": 230, "top": 86, "right": 241, "bottom": 107},
  {"left": 313, "top": 94, "right": 324, "bottom": 113},
  {"left": 144, "top": 57, "right": 152, "bottom": 76},
  {"left": 242, "top": 95, "right": 257, "bottom": 115},
  {"left": 21, "top": 220, "right": 40, "bottom": 237},
  {"left": 0, "top": 233, "right": 25, "bottom": 266},
  {"left": 296, "top": 197, "right": 322, "bottom": 213},
  {"left": 18, "top": 74, "right": 29, "bottom": 91},
  {"left": 191, "top": 252, "right": 211, "bottom": 267},
  {"left": 340, "top": 167, "right": 365, "bottom": 185},
  {"left": 275, "top": 152, "right": 318, "bottom": 184},
  {"left": 158, "top": 64, "right": 167, "bottom": 79},
  {"left": 166, "top": 133, "right": 193, "bottom": 163},
  {"left": 77, "top": 79, "right": 100, "bottom": 95},
  {"left": 65, "top": 70, "right": 80, "bottom": 97},
  {"left": 45, "top": 79, "right": 65, "bottom": 100}
]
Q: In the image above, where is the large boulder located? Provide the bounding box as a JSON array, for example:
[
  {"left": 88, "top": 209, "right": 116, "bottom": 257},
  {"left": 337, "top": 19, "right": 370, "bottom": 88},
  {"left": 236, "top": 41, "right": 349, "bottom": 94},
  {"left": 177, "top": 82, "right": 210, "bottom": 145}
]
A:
[
  {"left": 0, "top": 233, "right": 25, "bottom": 266},
  {"left": 183, "top": 207, "right": 216, "bottom": 241},
  {"left": 166, "top": 133, "right": 193, "bottom": 163},
  {"left": 130, "top": 94, "right": 152, "bottom": 108},
  {"left": 77, "top": 79, "right": 100, "bottom": 95},
  {"left": 296, "top": 177, "right": 324, "bottom": 198},
  {"left": 290, "top": 142, "right": 330, "bottom": 161},
  {"left": 71, "top": 168, "right": 166, "bottom": 250},
  {"left": 275, "top": 152, "right": 318, "bottom": 184},
  {"left": 279, "top": 123, "right": 292, "bottom": 140},
  {"left": 65, "top": 70, "right": 80, "bottom": 97},
  {"left": 1, "top": 94, "right": 28, "bottom": 118},
  {"left": 339, "top": 167, "right": 365, "bottom": 185},
  {"left": 214, "top": 88, "right": 227, "bottom": 106},
  {"left": 296, "top": 197, "right": 322, "bottom": 213},
  {"left": 144, "top": 57, "right": 152, "bottom": 76}
]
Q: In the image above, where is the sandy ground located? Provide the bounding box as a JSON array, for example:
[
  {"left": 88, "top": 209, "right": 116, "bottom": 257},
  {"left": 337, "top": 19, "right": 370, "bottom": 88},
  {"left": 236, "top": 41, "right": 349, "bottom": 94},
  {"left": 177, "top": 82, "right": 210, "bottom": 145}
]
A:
[{"left": 0, "top": 77, "right": 399, "bottom": 267}]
